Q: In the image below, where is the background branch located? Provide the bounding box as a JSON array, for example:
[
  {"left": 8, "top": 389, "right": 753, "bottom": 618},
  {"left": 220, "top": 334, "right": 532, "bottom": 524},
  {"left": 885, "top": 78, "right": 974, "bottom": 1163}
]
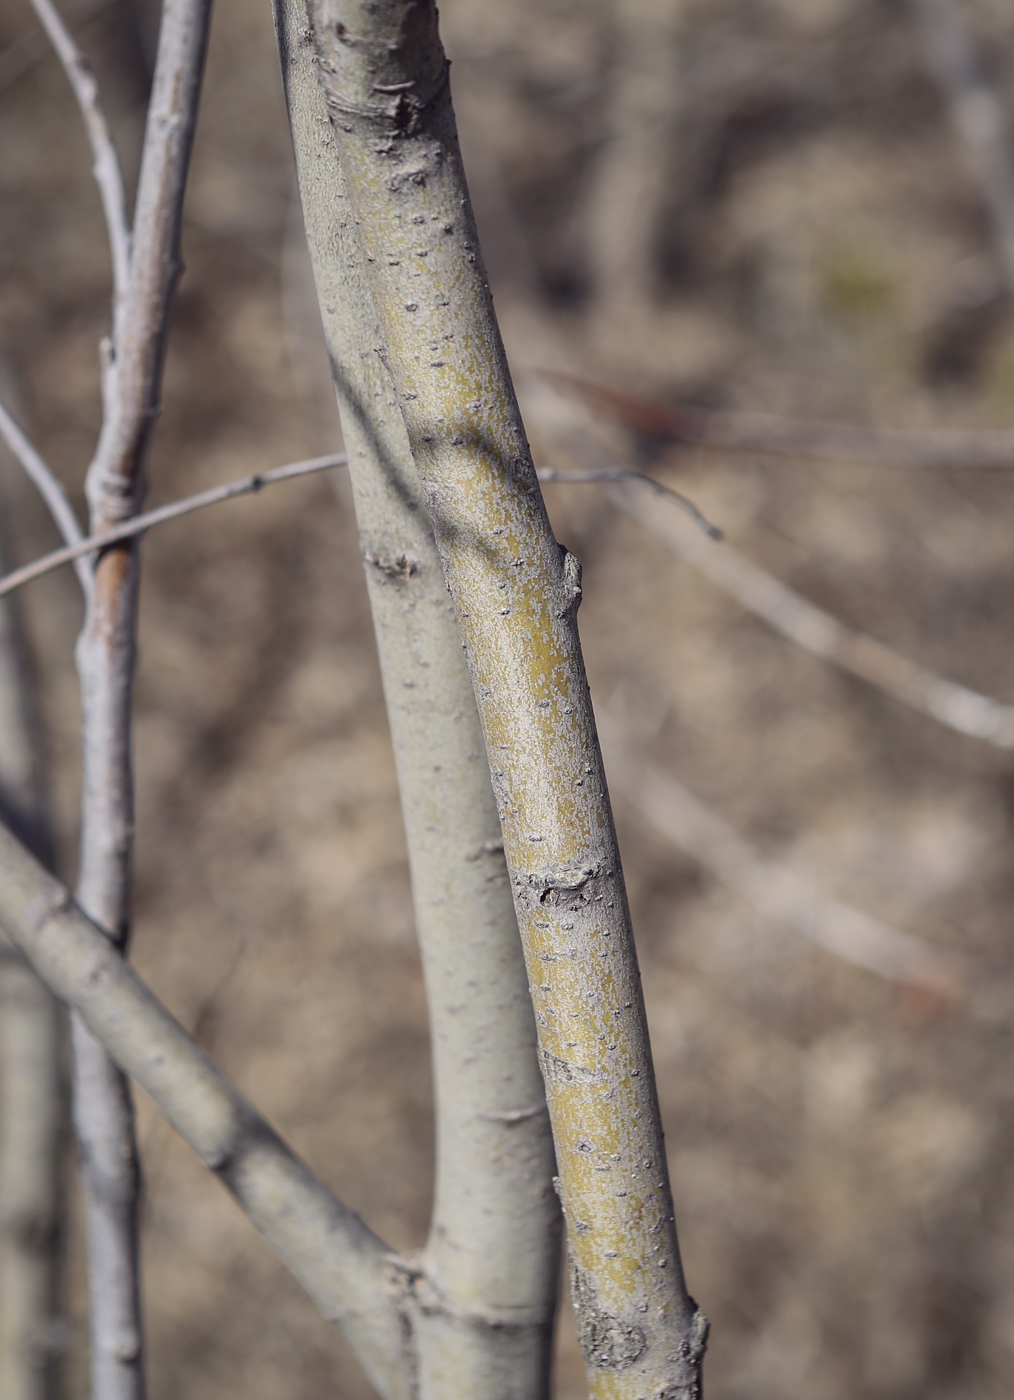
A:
[
  {"left": 0, "top": 816, "right": 413, "bottom": 1400},
  {"left": 528, "top": 385, "right": 1014, "bottom": 751},
  {"left": 538, "top": 369, "right": 1014, "bottom": 470},
  {"left": 599, "top": 717, "right": 986, "bottom": 1007},
  {"left": 66, "top": 4, "right": 212, "bottom": 1397},
  {"left": 612, "top": 476, "right": 1014, "bottom": 748},
  {"left": 0, "top": 498, "right": 64, "bottom": 1400},
  {"left": 0, "top": 453, "right": 348, "bottom": 601},
  {"left": 28, "top": 0, "right": 130, "bottom": 321},
  {"left": 0, "top": 397, "right": 91, "bottom": 597}
]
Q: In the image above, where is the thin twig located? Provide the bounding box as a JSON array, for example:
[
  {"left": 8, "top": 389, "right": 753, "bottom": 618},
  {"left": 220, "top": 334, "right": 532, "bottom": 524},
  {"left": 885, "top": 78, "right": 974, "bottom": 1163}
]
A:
[
  {"left": 0, "top": 0, "right": 115, "bottom": 95},
  {"left": 28, "top": 0, "right": 130, "bottom": 323},
  {"left": 537, "top": 369, "right": 1014, "bottom": 469},
  {"left": 911, "top": 0, "right": 1014, "bottom": 297},
  {"left": 537, "top": 465, "right": 722, "bottom": 539},
  {"left": 613, "top": 478, "right": 1014, "bottom": 748},
  {"left": 598, "top": 716, "right": 992, "bottom": 1007},
  {"left": 529, "top": 387, "right": 1014, "bottom": 750},
  {"left": 0, "top": 453, "right": 348, "bottom": 600},
  {"left": 0, "top": 397, "right": 91, "bottom": 597}
]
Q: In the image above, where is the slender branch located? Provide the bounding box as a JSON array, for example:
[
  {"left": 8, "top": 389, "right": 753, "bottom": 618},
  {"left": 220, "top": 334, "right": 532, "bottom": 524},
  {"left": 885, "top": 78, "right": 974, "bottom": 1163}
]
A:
[
  {"left": 536, "top": 368, "right": 1014, "bottom": 469},
  {"left": 0, "top": 397, "right": 91, "bottom": 598},
  {"left": 68, "top": 5, "right": 212, "bottom": 1398},
  {"left": 275, "top": 6, "right": 559, "bottom": 1392},
  {"left": 611, "top": 477, "right": 1014, "bottom": 748},
  {"left": 0, "top": 507, "right": 64, "bottom": 1400},
  {"left": 911, "top": 0, "right": 1014, "bottom": 297},
  {"left": 28, "top": 0, "right": 130, "bottom": 324},
  {"left": 0, "top": 454, "right": 348, "bottom": 601},
  {"left": 538, "top": 465, "right": 721, "bottom": 538},
  {"left": 0, "top": 0, "right": 115, "bottom": 95},
  {"left": 599, "top": 716, "right": 984, "bottom": 1005},
  {"left": 529, "top": 390, "right": 1014, "bottom": 751},
  {"left": 307, "top": 3, "right": 707, "bottom": 1396},
  {"left": 0, "top": 816, "right": 414, "bottom": 1400},
  {"left": 83, "top": 0, "right": 210, "bottom": 523}
]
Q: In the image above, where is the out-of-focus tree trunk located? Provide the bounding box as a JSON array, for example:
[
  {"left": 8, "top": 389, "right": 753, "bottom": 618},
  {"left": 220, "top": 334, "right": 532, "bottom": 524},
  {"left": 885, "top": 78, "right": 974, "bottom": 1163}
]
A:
[{"left": 0, "top": 469, "right": 64, "bottom": 1400}]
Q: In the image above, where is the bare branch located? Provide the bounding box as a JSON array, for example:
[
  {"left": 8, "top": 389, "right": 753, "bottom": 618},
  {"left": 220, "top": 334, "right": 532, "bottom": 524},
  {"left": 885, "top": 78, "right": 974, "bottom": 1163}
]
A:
[
  {"left": 600, "top": 716, "right": 983, "bottom": 1005},
  {"left": 911, "top": 0, "right": 1014, "bottom": 297},
  {"left": 68, "top": 5, "right": 212, "bottom": 1397},
  {"left": 0, "top": 506, "right": 63, "bottom": 1400},
  {"left": 537, "top": 369, "right": 1014, "bottom": 470},
  {"left": 0, "top": 397, "right": 91, "bottom": 598},
  {"left": 0, "top": 0, "right": 115, "bottom": 95},
  {"left": 0, "top": 453, "right": 348, "bottom": 601},
  {"left": 538, "top": 465, "right": 722, "bottom": 538},
  {"left": 28, "top": 0, "right": 130, "bottom": 323},
  {"left": 84, "top": 0, "right": 211, "bottom": 523},
  {"left": 529, "top": 386, "right": 1014, "bottom": 750},
  {"left": 612, "top": 478, "right": 1014, "bottom": 749},
  {"left": 0, "top": 816, "right": 414, "bottom": 1400}
]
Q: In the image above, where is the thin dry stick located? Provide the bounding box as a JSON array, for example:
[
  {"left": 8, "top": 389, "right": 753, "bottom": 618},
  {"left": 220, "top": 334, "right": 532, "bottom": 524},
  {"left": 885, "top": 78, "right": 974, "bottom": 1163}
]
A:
[
  {"left": 0, "top": 453, "right": 348, "bottom": 600},
  {"left": 609, "top": 476, "right": 1014, "bottom": 748},
  {"left": 0, "top": 514, "right": 64, "bottom": 1400},
  {"left": 28, "top": 0, "right": 130, "bottom": 320},
  {"left": 0, "top": 817, "right": 413, "bottom": 1400},
  {"left": 275, "top": 5, "right": 560, "bottom": 1395},
  {"left": 912, "top": 0, "right": 1014, "bottom": 297},
  {"left": 598, "top": 716, "right": 978, "bottom": 1003},
  {"left": 528, "top": 388, "right": 1014, "bottom": 749},
  {"left": 537, "top": 368, "right": 1014, "bottom": 470},
  {"left": 62, "top": 4, "right": 212, "bottom": 1398},
  {"left": 0, "top": 397, "right": 91, "bottom": 596},
  {"left": 539, "top": 465, "right": 721, "bottom": 539},
  {"left": 0, "top": 0, "right": 115, "bottom": 95},
  {"left": 307, "top": 3, "right": 708, "bottom": 1395}
]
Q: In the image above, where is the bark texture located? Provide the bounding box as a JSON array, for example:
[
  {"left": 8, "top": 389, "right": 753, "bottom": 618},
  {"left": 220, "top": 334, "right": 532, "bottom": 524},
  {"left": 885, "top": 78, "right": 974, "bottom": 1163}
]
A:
[
  {"left": 275, "top": 7, "right": 561, "bottom": 1395},
  {"left": 305, "top": 3, "right": 708, "bottom": 1396},
  {"left": 0, "top": 818, "right": 412, "bottom": 1400}
]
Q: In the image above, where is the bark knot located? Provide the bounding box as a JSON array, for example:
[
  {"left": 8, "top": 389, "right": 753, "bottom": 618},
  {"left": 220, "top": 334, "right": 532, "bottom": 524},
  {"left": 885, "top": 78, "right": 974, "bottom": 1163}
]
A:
[{"left": 570, "top": 1260, "right": 646, "bottom": 1371}]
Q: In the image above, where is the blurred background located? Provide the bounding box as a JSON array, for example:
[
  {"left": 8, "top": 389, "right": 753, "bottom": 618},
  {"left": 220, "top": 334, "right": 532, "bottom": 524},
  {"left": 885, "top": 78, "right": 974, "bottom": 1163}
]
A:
[{"left": 3, "top": 0, "right": 1014, "bottom": 1396}]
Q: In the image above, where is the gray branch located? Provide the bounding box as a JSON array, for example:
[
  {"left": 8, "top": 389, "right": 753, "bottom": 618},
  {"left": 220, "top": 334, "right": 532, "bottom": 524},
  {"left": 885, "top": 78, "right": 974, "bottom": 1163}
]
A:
[
  {"left": 0, "top": 453, "right": 348, "bottom": 601},
  {"left": 68, "top": 4, "right": 213, "bottom": 1397},
  {"left": 0, "top": 396, "right": 91, "bottom": 597},
  {"left": 0, "top": 816, "right": 412, "bottom": 1400},
  {"left": 28, "top": 0, "right": 131, "bottom": 323},
  {"left": 275, "top": 3, "right": 560, "bottom": 1391},
  {"left": 0, "top": 495, "right": 64, "bottom": 1400}
]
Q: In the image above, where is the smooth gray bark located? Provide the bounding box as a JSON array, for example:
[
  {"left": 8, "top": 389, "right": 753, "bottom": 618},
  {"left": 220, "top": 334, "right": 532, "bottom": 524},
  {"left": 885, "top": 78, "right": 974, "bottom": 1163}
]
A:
[
  {"left": 274, "top": 6, "right": 561, "bottom": 1394},
  {"left": 302, "top": 3, "right": 707, "bottom": 1396}
]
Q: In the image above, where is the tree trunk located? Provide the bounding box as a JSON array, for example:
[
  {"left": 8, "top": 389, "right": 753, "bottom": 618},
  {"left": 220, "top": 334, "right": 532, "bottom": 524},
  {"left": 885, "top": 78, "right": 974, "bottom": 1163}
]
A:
[{"left": 304, "top": 3, "right": 708, "bottom": 1395}]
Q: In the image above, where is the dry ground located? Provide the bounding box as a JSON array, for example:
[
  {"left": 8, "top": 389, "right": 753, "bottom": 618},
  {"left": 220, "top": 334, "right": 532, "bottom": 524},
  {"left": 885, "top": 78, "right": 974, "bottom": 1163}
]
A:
[{"left": 4, "top": 0, "right": 1014, "bottom": 1397}]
